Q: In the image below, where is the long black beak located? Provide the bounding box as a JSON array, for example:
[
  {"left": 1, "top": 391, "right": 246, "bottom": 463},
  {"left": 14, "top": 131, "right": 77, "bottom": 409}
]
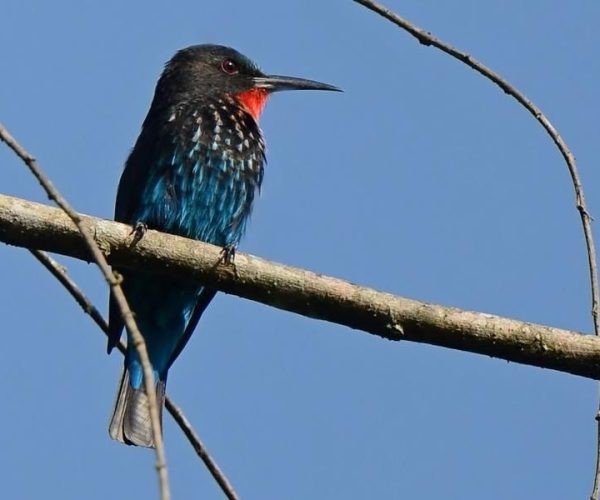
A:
[{"left": 252, "top": 75, "right": 341, "bottom": 93}]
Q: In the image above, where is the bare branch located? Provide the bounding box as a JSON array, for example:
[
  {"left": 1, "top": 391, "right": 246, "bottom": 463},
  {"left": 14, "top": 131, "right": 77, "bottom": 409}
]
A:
[
  {"left": 0, "top": 124, "right": 170, "bottom": 500},
  {"left": 1, "top": 193, "right": 599, "bottom": 380},
  {"left": 352, "top": 2, "right": 600, "bottom": 496},
  {"left": 31, "top": 249, "right": 239, "bottom": 500},
  {"left": 351, "top": 1, "right": 598, "bottom": 333}
]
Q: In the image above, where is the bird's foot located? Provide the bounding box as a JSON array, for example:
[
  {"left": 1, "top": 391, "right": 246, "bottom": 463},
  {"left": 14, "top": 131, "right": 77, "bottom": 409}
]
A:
[
  {"left": 219, "top": 245, "right": 239, "bottom": 277},
  {"left": 220, "top": 244, "right": 236, "bottom": 265},
  {"left": 130, "top": 222, "right": 148, "bottom": 246}
]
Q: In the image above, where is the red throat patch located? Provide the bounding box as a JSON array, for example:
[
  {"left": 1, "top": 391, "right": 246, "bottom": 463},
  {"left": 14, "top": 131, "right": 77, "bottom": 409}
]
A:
[{"left": 236, "top": 88, "right": 269, "bottom": 120}]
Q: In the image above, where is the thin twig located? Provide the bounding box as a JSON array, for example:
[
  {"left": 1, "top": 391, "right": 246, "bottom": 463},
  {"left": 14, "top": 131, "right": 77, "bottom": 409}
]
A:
[
  {"left": 351, "top": 1, "right": 600, "bottom": 496},
  {"left": 3, "top": 193, "right": 600, "bottom": 380},
  {"left": 350, "top": 3, "right": 599, "bottom": 330},
  {"left": 30, "top": 249, "right": 239, "bottom": 500},
  {"left": 0, "top": 123, "right": 170, "bottom": 500},
  {"left": 165, "top": 398, "right": 239, "bottom": 500},
  {"left": 31, "top": 249, "right": 109, "bottom": 332}
]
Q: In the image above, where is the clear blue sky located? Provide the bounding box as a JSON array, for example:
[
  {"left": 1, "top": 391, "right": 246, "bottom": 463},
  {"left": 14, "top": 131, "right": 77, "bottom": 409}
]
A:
[{"left": 1, "top": 1, "right": 599, "bottom": 498}]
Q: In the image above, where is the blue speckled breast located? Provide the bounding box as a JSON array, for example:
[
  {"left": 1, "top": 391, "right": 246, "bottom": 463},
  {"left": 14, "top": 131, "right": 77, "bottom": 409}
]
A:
[
  {"left": 110, "top": 96, "right": 266, "bottom": 383},
  {"left": 131, "top": 95, "right": 265, "bottom": 247}
]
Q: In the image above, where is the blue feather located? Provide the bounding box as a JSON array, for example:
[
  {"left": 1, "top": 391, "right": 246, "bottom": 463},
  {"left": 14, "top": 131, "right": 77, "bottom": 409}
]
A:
[{"left": 108, "top": 94, "right": 264, "bottom": 447}]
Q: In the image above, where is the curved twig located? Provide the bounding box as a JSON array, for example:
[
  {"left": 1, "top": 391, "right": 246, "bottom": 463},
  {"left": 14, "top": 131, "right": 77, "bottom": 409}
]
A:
[
  {"left": 0, "top": 124, "right": 170, "bottom": 500},
  {"left": 31, "top": 249, "right": 239, "bottom": 500},
  {"left": 351, "top": 1, "right": 600, "bottom": 496}
]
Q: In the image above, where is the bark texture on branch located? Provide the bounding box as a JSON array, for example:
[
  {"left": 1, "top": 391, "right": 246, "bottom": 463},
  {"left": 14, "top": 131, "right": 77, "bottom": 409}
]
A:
[{"left": 1, "top": 193, "right": 599, "bottom": 379}]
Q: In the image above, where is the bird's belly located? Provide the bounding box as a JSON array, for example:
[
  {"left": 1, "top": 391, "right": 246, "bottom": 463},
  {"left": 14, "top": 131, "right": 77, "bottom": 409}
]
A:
[{"left": 138, "top": 162, "right": 257, "bottom": 247}]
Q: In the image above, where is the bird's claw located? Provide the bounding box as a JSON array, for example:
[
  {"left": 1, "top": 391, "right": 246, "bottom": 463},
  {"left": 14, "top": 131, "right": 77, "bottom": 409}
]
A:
[
  {"left": 130, "top": 222, "right": 148, "bottom": 246},
  {"left": 220, "top": 244, "right": 236, "bottom": 265}
]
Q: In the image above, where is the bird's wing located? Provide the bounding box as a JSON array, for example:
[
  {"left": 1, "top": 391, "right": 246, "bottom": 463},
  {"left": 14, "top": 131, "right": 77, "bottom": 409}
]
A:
[
  {"left": 107, "top": 125, "right": 168, "bottom": 353},
  {"left": 106, "top": 163, "right": 146, "bottom": 353},
  {"left": 107, "top": 287, "right": 125, "bottom": 353},
  {"left": 167, "top": 287, "right": 218, "bottom": 367}
]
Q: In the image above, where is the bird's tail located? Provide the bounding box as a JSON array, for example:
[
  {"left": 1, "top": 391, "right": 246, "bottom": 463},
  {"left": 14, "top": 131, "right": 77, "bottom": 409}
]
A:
[{"left": 108, "top": 369, "right": 166, "bottom": 448}]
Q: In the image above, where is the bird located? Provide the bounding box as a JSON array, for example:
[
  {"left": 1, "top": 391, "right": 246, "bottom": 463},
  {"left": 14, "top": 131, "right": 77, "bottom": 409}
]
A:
[{"left": 107, "top": 44, "right": 340, "bottom": 447}]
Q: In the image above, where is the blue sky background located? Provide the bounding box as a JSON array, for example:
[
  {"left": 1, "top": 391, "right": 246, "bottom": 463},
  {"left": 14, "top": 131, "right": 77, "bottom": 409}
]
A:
[{"left": 1, "top": 1, "right": 599, "bottom": 498}]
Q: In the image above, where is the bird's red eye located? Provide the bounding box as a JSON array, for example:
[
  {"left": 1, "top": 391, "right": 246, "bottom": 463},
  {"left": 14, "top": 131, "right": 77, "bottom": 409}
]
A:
[{"left": 221, "top": 59, "right": 238, "bottom": 75}]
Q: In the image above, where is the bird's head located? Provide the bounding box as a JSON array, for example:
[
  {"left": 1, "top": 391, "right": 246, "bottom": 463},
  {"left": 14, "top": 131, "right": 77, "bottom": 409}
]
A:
[{"left": 155, "top": 44, "right": 340, "bottom": 120}]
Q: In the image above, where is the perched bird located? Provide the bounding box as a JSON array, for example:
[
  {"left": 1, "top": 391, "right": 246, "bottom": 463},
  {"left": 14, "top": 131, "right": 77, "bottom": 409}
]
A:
[{"left": 107, "top": 44, "right": 339, "bottom": 447}]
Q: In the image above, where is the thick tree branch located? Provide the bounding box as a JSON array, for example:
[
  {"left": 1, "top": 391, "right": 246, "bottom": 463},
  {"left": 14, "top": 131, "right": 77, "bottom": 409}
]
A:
[{"left": 1, "top": 193, "right": 599, "bottom": 380}]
